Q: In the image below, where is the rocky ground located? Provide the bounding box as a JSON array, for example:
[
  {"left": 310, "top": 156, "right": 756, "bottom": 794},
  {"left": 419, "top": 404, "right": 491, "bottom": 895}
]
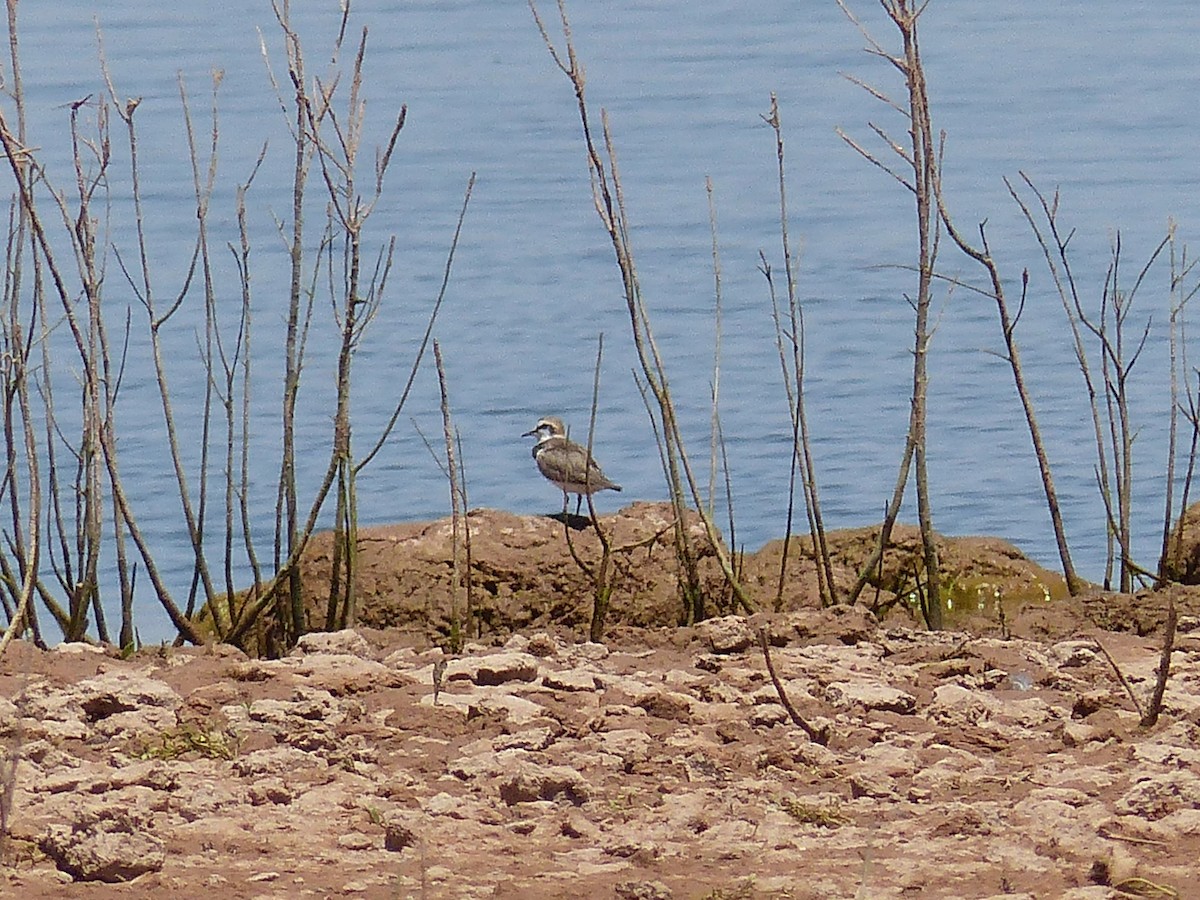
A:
[{"left": 3, "top": 507, "right": 1200, "bottom": 898}]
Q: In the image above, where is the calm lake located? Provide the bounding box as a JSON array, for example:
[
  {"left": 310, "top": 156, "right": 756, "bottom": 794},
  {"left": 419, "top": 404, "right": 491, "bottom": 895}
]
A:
[{"left": 8, "top": 1, "right": 1200, "bottom": 641}]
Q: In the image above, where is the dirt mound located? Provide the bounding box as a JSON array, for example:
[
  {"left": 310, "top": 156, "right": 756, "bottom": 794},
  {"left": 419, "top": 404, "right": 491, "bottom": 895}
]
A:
[
  {"left": 741, "top": 523, "right": 1071, "bottom": 616},
  {"left": 295, "top": 503, "right": 729, "bottom": 640},
  {"left": 295, "top": 507, "right": 1081, "bottom": 644}
]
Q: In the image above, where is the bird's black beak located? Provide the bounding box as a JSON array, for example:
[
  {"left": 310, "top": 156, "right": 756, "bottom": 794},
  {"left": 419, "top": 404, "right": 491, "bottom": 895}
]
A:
[{"left": 522, "top": 428, "right": 537, "bottom": 438}]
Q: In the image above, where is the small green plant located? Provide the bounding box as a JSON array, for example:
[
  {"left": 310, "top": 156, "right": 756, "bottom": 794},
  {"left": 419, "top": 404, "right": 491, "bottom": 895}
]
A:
[
  {"left": 131, "top": 723, "right": 238, "bottom": 761},
  {"left": 779, "top": 796, "right": 847, "bottom": 828}
]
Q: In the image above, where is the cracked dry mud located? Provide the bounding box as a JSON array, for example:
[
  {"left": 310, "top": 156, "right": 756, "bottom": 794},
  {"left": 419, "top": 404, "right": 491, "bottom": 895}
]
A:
[{"left": 3, "top": 599, "right": 1200, "bottom": 899}]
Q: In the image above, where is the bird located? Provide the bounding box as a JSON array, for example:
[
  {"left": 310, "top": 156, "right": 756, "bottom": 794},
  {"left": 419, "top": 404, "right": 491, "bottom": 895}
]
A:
[{"left": 523, "top": 416, "right": 621, "bottom": 513}]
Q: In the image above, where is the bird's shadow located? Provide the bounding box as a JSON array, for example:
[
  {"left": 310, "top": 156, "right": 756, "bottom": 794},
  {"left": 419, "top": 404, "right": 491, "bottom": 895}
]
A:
[{"left": 541, "top": 511, "right": 595, "bottom": 531}]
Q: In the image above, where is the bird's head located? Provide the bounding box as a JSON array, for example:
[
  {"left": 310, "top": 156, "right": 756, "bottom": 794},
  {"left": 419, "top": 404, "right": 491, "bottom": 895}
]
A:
[{"left": 523, "top": 416, "right": 566, "bottom": 441}]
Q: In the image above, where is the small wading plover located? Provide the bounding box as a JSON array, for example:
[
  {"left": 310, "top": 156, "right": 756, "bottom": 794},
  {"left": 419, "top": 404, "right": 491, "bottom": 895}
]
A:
[{"left": 523, "top": 416, "right": 621, "bottom": 513}]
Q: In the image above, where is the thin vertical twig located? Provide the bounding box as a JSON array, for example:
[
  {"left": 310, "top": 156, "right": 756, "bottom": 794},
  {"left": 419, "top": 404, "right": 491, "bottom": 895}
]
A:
[
  {"left": 434, "top": 341, "right": 465, "bottom": 652},
  {"left": 762, "top": 94, "right": 834, "bottom": 610},
  {"left": 584, "top": 334, "right": 616, "bottom": 642},
  {"left": 836, "top": 0, "right": 941, "bottom": 626}
]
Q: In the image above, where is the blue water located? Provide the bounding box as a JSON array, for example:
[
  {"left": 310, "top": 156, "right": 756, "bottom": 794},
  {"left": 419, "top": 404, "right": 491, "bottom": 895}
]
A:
[{"left": 7, "top": 1, "right": 1200, "bottom": 641}]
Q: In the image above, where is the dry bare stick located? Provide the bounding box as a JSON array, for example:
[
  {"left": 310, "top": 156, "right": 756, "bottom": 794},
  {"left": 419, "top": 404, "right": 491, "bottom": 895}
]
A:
[
  {"left": 265, "top": 0, "right": 320, "bottom": 643},
  {"left": 434, "top": 341, "right": 465, "bottom": 652},
  {"left": 44, "top": 85, "right": 137, "bottom": 645},
  {"left": 251, "top": 0, "right": 357, "bottom": 618},
  {"left": 0, "top": 190, "right": 45, "bottom": 643},
  {"left": 96, "top": 244, "right": 135, "bottom": 647},
  {"left": 1097, "top": 824, "right": 1169, "bottom": 848},
  {"left": 1095, "top": 598, "right": 1178, "bottom": 730},
  {"left": 261, "top": 2, "right": 376, "bottom": 642},
  {"left": 54, "top": 61, "right": 131, "bottom": 651},
  {"left": 1141, "top": 597, "right": 1177, "bottom": 728},
  {"left": 1111, "top": 877, "right": 1180, "bottom": 899},
  {"left": 4, "top": 81, "right": 218, "bottom": 647},
  {"left": 706, "top": 176, "right": 723, "bottom": 524},
  {"left": 0, "top": 202, "right": 27, "bottom": 636},
  {"left": 312, "top": 29, "right": 371, "bottom": 634},
  {"left": 0, "top": 0, "right": 37, "bottom": 653},
  {"left": 1008, "top": 177, "right": 1117, "bottom": 594},
  {"left": 410, "top": 410, "right": 474, "bottom": 646},
  {"left": 602, "top": 109, "right": 753, "bottom": 616},
  {"left": 1093, "top": 637, "right": 1146, "bottom": 721},
  {"left": 207, "top": 179, "right": 250, "bottom": 614},
  {"left": 757, "top": 626, "right": 828, "bottom": 745},
  {"left": 0, "top": 224, "right": 39, "bottom": 656},
  {"left": 283, "top": 20, "right": 409, "bottom": 635},
  {"left": 1161, "top": 229, "right": 1183, "bottom": 579},
  {"left": 56, "top": 97, "right": 109, "bottom": 642},
  {"left": 762, "top": 94, "right": 835, "bottom": 610},
  {"left": 706, "top": 178, "right": 742, "bottom": 607},
  {"left": 927, "top": 170, "right": 1087, "bottom": 597},
  {"left": 178, "top": 71, "right": 226, "bottom": 622},
  {"left": 1101, "top": 247, "right": 1130, "bottom": 589},
  {"left": 0, "top": 361, "right": 40, "bottom": 657},
  {"left": 530, "top": 0, "right": 754, "bottom": 621},
  {"left": 454, "top": 429, "right": 474, "bottom": 639},
  {"left": 224, "top": 146, "right": 269, "bottom": 633},
  {"left": 582, "top": 335, "right": 617, "bottom": 642},
  {"left": 714, "top": 417, "right": 742, "bottom": 611},
  {"left": 0, "top": 5, "right": 57, "bottom": 646},
  {"left": 0, "top": 6, "right": 40, "bottom": 655},
  {"left": 1086, "top": 235, "right": 1167, "bottom": 591},
  {"left": 835, "top": 0, "right": 941, "bottom": 627},
  {"left": 1160, "top": 234, "right": 1200, "bottom": 580},
  {"left": 104, "top": 81, "right": 221, "bottom": 621},
  {"left": 104, "top": 45, "right": 218, "bottom": 643}
]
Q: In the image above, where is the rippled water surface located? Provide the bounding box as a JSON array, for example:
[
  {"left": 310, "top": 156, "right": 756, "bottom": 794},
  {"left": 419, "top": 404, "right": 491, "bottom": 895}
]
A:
[{"left": 10, "top": 1, "right": 1200, "bottom": 639}]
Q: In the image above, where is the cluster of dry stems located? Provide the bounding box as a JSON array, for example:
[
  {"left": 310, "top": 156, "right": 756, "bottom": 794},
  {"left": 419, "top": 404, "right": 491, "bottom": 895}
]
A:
[{"left": 0, "top": 0, "right": 469, "bottom": 657}]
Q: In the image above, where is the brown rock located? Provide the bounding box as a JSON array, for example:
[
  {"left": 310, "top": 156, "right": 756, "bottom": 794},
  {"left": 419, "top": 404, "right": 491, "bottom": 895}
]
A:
[
  {"left": 824, "top": 681, "right": 917, "bottom": 714},
  {"left": 695, "top": 615, "right": 754, "bottom": 654},
  {"left": 454, "top": 651, "right": 540, "bottom": 686},
  {"left": 383, "top": 816, "right": 419, "bottom": 852},
  {"left": 40, "top": 809, "right": 165, "bottom": 883},
  {"left": 498, "top": 763, "right": 590, "bottom": 806},
  {"left": 1115, "top": 772, "right": 1200, "bottom": 820},
  {"left": 636, "top": 689, "right": 693, "bottom": 723},
  {"left": 615, "top": 881, "right": 673, "bottom": 900}
]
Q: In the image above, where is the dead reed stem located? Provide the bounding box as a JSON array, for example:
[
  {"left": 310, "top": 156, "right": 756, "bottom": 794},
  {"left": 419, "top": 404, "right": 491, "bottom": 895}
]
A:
[
  {"left": 836, "top": 0, "right": 941, "bottom": 627},
  {"left": 434, "top": 341, "right": 466, "bottom": 652},
  {"left": 762, "top": 94, "right": 835, "bottom": 610}
]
